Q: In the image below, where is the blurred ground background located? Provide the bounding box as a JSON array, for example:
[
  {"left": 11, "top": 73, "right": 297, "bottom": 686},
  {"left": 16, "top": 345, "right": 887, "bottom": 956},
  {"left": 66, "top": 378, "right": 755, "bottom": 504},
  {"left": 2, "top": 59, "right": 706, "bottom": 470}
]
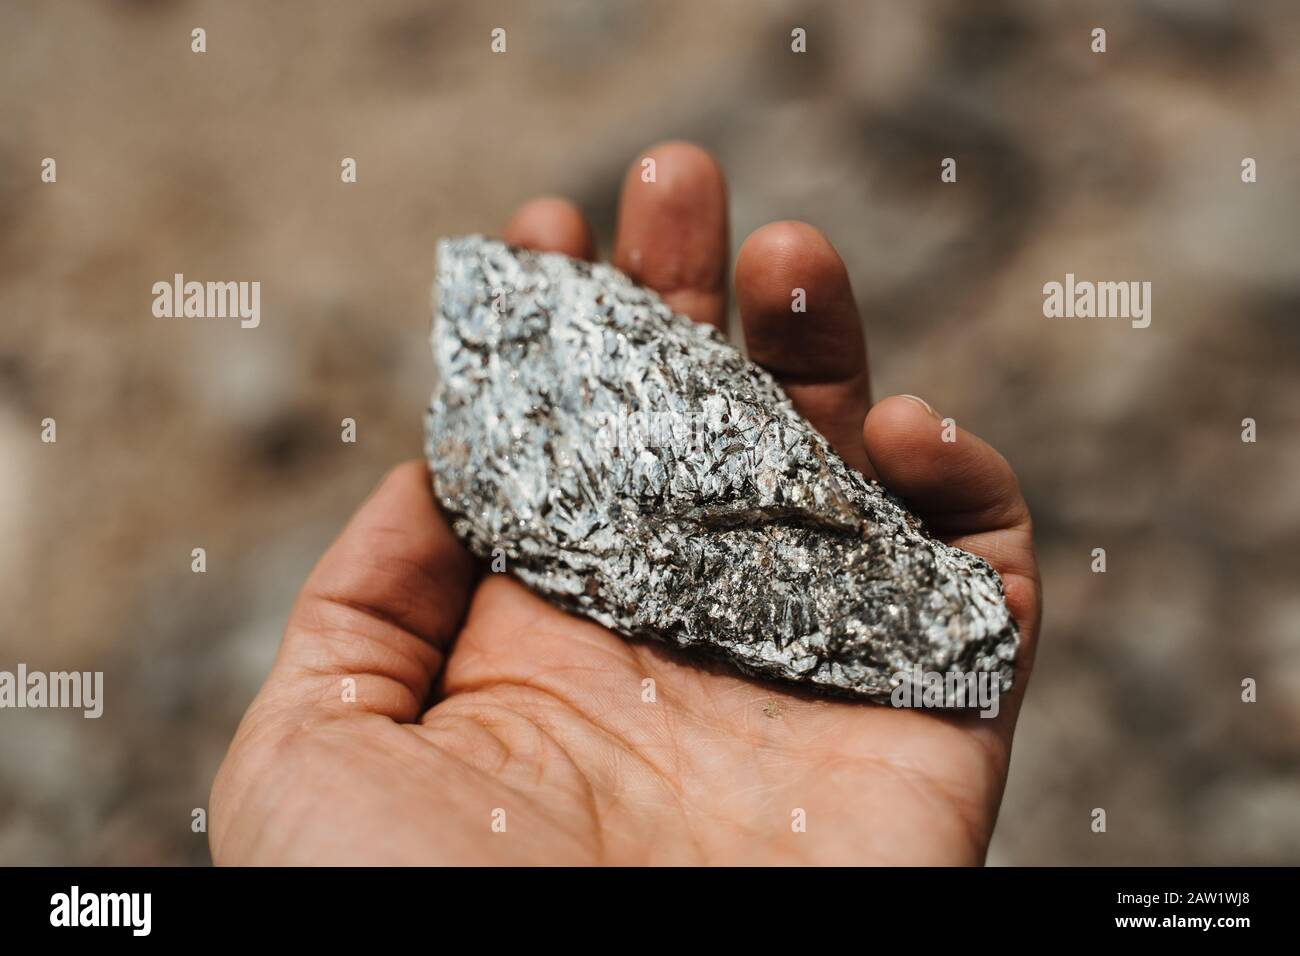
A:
[{"left": 1, "top": 0, "right": 1298, "bottom": 865}]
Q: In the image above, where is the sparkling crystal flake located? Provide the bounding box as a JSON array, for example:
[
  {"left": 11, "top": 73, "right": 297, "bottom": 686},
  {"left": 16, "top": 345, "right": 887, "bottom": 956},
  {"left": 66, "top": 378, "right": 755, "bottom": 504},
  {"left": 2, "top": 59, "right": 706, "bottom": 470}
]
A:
[{"left": 425, "top": 236, "right": 1019, "bottom": 703}]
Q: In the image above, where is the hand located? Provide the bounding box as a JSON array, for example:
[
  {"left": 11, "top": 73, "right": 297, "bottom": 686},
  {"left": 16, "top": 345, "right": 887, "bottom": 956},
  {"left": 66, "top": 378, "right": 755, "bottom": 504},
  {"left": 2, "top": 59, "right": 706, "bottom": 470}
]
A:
[{"left": 210, "top": 142, "right": 1041, "bottom": 865}]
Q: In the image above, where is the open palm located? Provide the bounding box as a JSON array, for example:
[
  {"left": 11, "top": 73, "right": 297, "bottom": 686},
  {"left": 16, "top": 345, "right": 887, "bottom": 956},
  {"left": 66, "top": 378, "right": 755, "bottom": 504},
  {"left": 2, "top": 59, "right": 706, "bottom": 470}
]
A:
[{"left": 211, "top": 143, "right": 1040, "bottom": 865}]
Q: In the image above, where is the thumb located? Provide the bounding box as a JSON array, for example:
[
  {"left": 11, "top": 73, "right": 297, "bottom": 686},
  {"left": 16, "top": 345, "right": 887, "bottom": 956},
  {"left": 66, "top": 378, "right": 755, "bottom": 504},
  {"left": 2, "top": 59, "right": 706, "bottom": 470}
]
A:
[{"left": 252, "top": 460, "right": 476, "bottom": 725}]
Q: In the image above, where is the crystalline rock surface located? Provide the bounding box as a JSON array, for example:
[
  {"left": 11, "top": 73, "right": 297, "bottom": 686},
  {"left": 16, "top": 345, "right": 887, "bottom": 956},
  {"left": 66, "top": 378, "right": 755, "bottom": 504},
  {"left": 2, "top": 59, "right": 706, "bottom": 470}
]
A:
[{"left": 425, "top": 236, "right": 1019, "bottom": 703}]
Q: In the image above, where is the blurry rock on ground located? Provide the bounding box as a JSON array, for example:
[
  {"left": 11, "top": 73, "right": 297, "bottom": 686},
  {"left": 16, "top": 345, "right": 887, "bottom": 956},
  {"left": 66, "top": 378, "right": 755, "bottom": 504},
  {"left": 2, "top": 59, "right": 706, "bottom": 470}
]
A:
[{"left": 0, "top": 0, "right": 1297, "bottom": 864}]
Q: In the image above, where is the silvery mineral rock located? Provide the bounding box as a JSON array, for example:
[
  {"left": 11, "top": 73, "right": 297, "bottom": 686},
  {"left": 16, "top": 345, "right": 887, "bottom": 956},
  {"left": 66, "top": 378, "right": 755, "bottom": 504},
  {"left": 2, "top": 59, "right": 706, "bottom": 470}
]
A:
[{"left": 426, "top": 236, "right": 1019, "bottom": 704}]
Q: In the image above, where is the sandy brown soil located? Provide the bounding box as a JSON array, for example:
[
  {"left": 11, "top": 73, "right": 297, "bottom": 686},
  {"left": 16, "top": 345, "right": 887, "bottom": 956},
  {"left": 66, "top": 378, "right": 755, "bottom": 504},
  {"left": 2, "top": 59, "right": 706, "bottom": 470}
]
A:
[{"left": 1, "top": 0, "right": 1297, "bottom": 864}]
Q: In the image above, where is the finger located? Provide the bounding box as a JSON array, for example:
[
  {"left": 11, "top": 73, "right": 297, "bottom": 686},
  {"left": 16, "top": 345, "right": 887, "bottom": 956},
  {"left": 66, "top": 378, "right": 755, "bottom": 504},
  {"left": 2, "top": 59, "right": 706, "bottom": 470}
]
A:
[
  {"left": 864, "top": 396, "right": 1040, "bottom": 731},
  {"left": 503, "top": 196, "right": 596, "bottom": 260},
  {"left": 736, "top": 221, "right": 872, "bottom": 475},
  {"left": 258, "top": 461, "right": 476, "bottom": 723},
  {"left": 614, "top": 140, "right": 729, "bottom": 331},
  {"left": 863, "top": 395, "right": 1033, "bottom": 573}
]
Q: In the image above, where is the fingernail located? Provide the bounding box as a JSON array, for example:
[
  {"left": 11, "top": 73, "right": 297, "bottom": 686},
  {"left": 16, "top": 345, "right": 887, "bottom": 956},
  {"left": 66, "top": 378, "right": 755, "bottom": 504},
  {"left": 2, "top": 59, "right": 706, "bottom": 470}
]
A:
[{"left": 899, "top": 394, "right": 938, "bottom": 418}]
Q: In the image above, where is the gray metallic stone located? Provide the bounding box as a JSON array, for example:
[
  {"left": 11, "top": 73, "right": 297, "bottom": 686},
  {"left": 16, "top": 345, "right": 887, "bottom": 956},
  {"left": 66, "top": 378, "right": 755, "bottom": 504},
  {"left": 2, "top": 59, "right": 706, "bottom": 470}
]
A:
[{"left": 425, "top": 236, "right": 1019, "bottom": 704}]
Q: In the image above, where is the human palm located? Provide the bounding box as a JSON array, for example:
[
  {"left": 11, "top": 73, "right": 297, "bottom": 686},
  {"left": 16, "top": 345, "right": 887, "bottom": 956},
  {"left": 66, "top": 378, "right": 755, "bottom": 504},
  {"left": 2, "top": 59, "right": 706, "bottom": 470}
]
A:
[{"left": 211, "top": 143, "right": 1040, "bottom": 866}]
